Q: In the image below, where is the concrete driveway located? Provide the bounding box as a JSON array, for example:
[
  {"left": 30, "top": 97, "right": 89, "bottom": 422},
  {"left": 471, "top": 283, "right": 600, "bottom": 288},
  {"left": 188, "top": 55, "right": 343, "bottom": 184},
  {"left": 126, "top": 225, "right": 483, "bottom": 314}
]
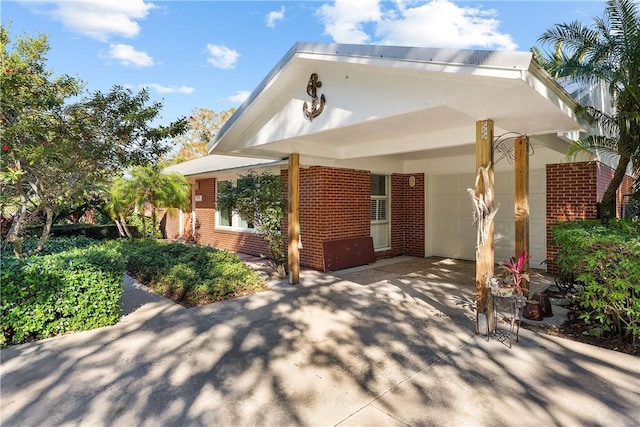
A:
[{"left": 1, "top": 256, "right": 638, "bottom": 426}]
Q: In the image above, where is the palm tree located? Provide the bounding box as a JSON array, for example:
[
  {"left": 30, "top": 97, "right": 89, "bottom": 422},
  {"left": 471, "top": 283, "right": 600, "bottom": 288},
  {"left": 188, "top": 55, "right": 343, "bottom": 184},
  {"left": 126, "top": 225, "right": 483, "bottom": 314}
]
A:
[
  {"left": 537, "top": 0, "right": 640, "bottom": 219},
  {"left": 108, "top": 164, "right": 190, "bottom": 238}
]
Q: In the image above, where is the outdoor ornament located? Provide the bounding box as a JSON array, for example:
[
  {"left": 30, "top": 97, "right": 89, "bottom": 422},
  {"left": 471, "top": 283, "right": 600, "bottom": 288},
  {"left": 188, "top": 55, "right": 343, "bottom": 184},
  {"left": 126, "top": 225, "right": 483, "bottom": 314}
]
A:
[
  {"left": 467, "top": 161, "right": 500, "bottom": 251},
  {"left": 302, "top": 73, "right": 326, "bottom": 121}
]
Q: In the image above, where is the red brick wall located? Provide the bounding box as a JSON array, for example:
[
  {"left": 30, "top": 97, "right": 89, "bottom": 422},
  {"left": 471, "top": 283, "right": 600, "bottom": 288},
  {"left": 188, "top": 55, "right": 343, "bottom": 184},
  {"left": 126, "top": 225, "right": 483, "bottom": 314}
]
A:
[
  {"left": 387, "top": 173, "right": 425, "bottom": 258},
  {"left": 282, "top": 166, "right": 371, "bottom": 271},
  {"left": 164, "top": 167, "right": 428, "bottom": 271},
  {"left": 598, "top": 162, "right": 636, "bottom": 216},
  {"left": 546, "top": 161, "right": 634, "bottom": 274},
  {"left": 162, "top": 209, "right": 181, "bottom": 239},
  {"left": 546, "top": 162, "right": 598, "bottom": 274},
  {"left": 163, "top": 178, "right": 269, "bottom": 257}
]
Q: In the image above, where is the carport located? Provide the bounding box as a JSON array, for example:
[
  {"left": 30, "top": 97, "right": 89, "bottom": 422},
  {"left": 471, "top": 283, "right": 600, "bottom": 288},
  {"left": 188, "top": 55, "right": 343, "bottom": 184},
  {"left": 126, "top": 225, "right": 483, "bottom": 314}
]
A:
[{"left": 208, "top": 42, "right": 583, "bottom": 330}]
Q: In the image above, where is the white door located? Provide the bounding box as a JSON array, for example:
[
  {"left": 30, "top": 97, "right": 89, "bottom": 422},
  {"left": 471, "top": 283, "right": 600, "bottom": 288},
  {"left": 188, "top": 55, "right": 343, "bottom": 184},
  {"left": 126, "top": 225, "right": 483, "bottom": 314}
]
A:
[{"left": 428, "top": 170, "right": 546, "bottom": 267}]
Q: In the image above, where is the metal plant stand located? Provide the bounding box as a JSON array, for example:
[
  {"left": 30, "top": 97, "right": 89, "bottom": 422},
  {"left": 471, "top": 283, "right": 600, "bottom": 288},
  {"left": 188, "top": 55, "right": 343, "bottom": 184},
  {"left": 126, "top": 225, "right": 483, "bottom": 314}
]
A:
[{"left": 492, "top": 294, "right": 521, "bottom": 348}]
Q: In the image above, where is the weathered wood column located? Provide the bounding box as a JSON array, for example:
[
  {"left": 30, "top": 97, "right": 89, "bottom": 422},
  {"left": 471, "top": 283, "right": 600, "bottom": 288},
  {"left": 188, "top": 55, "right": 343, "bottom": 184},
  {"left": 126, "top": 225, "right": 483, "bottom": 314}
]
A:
[
  {"left": 475, "top": 119, "right": 495, "bottom": 334},
  {"left": 514, "top": 136, "right": 529, "bottom": 292},
  {"left": 288, "top": 153, "right": 300, "bottom": 285}
]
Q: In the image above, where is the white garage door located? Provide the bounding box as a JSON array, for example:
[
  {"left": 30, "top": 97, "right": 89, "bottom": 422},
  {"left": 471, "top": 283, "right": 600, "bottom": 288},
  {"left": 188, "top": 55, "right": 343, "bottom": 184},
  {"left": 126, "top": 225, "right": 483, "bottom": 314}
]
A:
[{"left": 428, "top": 170, "right": 546, "bottom": 268}]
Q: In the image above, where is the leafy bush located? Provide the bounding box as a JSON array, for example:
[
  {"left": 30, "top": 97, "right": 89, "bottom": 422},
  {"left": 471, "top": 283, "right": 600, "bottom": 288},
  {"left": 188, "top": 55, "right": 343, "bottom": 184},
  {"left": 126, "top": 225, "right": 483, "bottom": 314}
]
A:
[
  {"left": 117, "top": 239, "right": 267, "bottom": 307},
  {"left": 50, "top": 224, "right": 123, "bottom": 240},
  {"left": 1, "top": 238, "right": 125, "bottom": 347},
  {"left": 552, "top": 220, "right": 640, "bottom": 342}
]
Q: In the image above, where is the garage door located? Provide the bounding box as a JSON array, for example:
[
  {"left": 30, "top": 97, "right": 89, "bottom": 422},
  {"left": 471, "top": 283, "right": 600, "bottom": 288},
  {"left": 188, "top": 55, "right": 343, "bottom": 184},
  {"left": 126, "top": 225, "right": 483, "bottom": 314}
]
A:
[
  {"left": 430, "top": 173, "right": 477, "bottom": 261},
  {"left": 429, "top": 170, "right": 546, "bottom": 267}
]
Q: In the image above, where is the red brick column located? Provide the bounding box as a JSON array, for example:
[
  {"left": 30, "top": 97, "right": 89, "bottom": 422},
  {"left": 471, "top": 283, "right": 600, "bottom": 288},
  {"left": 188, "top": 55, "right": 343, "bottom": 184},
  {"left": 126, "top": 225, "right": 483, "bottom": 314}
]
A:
[
  {"left": 282, "top": 166, "right": 370, "bottom": 271},
  {"left": 546, "top": 162, "right": 598, "bottom": 274},
  {"left": 389, "top": 173, "right": 425, "bottom": 258}
]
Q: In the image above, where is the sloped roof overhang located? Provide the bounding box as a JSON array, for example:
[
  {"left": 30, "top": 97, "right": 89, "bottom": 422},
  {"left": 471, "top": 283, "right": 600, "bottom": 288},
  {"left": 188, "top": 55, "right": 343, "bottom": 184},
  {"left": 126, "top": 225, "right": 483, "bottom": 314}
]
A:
[
  {"left": 208, "top": 43, "right": 583, "bottom": 161},
  {"left": 164, "top": 155, "right": 284, "bottom": 181}
]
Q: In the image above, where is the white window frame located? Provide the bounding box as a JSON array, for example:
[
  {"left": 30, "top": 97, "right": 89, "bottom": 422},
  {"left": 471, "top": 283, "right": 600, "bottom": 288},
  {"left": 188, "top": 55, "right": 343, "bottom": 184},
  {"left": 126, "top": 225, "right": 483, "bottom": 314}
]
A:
[
  {"left": 215, "top": 178, "right": 257, "bottom": 232},
  {"left": 370, "top": 174, "right": 391, "bottom": 251}
]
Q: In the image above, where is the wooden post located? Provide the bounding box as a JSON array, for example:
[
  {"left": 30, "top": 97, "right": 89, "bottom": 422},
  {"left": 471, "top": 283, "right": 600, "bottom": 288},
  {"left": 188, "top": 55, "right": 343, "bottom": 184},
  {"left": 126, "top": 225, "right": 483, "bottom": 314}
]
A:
[
  {"left": 514, "top": 136, "right": 529, "bottom": 292},
  {"left": 288, "top": 153, "right": 300, "bottom": 285},
  {"left": 475, "top": 119, "right": 494, "bottom": 334}
]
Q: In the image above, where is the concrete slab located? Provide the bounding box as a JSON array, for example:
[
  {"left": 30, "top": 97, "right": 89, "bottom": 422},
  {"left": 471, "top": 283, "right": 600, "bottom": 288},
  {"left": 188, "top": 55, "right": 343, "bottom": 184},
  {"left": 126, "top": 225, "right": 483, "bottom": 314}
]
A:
[{"left": 1, "top": 256, "right": 638, "bottom": 427}]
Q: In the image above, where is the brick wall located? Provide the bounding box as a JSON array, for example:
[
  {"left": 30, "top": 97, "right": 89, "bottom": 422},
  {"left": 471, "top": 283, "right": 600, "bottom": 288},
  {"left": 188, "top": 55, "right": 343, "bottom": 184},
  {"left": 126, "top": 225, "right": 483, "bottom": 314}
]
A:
[
  {"left": 387, "top": 173, "right": 425, "bottom": 258},
  {"left": 546, "top": 161, "right": 634, "bottom": 274},
  {"left": 283, "top": 166, "right": 371, "bottom": 271},
  {"left": 161, "top": 209, "right": 181, "bottom": 239},
  {"left": 598, "top": 162, "right": 636, "bottom": 216},
  {"left": 164, "top": 167, "right": 428, "bottom": 271},
  {"left": 163, "top": 178, "right": 268, "bottom": 257},
  {"left": 546, "top": 162, "right": 598, "bottom": 274}
]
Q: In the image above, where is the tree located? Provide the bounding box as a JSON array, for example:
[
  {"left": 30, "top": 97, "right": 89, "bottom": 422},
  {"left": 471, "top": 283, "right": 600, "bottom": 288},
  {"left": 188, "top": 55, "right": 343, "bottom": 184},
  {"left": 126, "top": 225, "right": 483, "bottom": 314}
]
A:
[
  {"left": 537, "top": 0, "right": 640, "bottom": 218},
  {"left": 0, "top": 26, "right": 188, "bottom": 256},
  {"left": 217, "top": 171, "right": 286, "bottom": 269},
  {"left": 107, "top": 164, "right": 190, "bottom": 238},
  {"left": 166, "top": 107, "right": 235, "bottom": 164}
]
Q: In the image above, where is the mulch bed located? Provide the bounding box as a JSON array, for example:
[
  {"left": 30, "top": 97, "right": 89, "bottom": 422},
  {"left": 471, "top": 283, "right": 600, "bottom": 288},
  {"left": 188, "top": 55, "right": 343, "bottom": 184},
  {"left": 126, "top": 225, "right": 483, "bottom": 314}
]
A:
[{"left": 520, "top": 307, "right": 639, "bottom": 357}]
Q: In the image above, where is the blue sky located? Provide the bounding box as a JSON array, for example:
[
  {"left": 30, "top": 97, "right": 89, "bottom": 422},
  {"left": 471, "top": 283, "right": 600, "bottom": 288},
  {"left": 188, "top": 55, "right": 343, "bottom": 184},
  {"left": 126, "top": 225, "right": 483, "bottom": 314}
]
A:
[{"left": 3, "top": 1, "right": 606, "bottom": 126}]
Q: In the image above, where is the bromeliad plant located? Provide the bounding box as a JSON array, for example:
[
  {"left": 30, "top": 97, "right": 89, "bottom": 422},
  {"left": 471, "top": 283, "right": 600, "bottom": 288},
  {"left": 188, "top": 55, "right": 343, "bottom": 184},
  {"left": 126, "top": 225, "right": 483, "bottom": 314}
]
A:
[
  {"left": 485, "top": 251, "right": 532, "bottom": 297},
  {"left": 500, "top": 251, "right": 532, "bottom": 291}
]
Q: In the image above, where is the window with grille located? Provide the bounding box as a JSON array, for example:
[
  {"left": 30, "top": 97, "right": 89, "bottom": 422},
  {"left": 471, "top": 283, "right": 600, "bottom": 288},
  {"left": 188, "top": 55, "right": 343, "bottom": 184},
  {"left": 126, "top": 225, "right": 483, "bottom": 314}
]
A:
[{"left": 216, "top": 179, "right": 255, "bottom": 231}]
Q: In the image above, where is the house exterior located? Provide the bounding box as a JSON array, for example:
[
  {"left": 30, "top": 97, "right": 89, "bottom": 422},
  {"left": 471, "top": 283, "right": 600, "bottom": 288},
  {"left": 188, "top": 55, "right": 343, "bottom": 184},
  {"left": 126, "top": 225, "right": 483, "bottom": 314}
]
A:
[{"left": 164, "top": 42, "right": 634, "bottom": 274}]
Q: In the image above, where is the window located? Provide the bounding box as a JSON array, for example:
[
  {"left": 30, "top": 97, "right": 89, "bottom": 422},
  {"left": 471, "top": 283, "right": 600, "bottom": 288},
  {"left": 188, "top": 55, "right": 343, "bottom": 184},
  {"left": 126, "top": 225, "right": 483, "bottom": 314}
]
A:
[
  {"left": 370, "top": 174, "right": 390, "bottom": 250},
  {"left": 216, "top": 179, "right": 254, "bottom": 231}
]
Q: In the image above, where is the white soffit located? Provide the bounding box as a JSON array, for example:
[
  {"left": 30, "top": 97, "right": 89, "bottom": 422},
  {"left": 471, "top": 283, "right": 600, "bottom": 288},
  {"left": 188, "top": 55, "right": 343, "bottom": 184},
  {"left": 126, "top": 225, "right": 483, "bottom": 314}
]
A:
[
  {"left": 209, "top": 42, "right": 583, "bottom": 160},
  {"left": 164, "top": 155, "right": 280, "bottom": 178}
]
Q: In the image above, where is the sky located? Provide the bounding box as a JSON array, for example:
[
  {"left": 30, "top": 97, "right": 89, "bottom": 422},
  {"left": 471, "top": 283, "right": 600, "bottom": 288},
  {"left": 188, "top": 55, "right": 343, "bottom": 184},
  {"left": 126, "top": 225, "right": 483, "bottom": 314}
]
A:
[{"left": 2, "top": 0, "right": 607, "bottom": 126}]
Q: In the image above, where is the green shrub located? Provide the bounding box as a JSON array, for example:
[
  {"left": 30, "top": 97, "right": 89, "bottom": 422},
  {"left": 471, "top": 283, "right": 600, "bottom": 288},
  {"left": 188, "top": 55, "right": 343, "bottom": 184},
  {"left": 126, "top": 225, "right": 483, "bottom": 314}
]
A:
[
  {"left": 117, "top": 239, "right": 267, "bottom": 307},
  {"left": 24, "top": 224, "right": 127, "bottom": 241},
  {"left": 552, "top": 220, "right": 640, "bottom": 342},
  {"left": 1, "top": 239, "right": 125, "bottom": 347}
]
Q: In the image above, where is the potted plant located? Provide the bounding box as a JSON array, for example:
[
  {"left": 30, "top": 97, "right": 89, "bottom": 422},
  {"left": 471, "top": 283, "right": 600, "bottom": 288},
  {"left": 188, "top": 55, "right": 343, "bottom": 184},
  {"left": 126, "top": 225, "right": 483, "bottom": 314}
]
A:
[{"left": 485, "top": 251, "right": 531, "bottom": 298}]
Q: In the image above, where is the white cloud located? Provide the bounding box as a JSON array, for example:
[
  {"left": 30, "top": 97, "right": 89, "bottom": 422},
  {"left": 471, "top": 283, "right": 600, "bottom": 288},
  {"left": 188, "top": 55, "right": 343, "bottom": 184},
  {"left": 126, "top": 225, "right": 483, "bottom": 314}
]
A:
[
  {"left": 228, "top": 90, "right": 251, "bottom": 104},
  {"left": 266, "top": 6, "right": 286, "bottom": 28},
  {"left": 317, "top": 0, "right": 381, "bottom": 44},
  {"left": 206, "top": 44, "right": 240, "bottom": 69},
  {"left": 107, "top": 44, "right": 154, "bottom": 67},
  {"left": 46, "top": 0, "right": 156, "bottom": 41},
  {"left": 140, "top": 83, "right": 195, "bottom": 94},
  {"left": 317, "top": 0, "right": 517, "bottom": 50}
]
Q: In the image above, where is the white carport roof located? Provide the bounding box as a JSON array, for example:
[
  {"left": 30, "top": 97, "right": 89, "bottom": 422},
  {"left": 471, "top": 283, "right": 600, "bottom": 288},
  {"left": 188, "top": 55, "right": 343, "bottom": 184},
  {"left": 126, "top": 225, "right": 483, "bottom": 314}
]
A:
[
  {"left": 208, "top": 42, "right": 583, "bottom": 161},
  {"left": 164, "top": 155, "right": 282, "bottom": 180}
]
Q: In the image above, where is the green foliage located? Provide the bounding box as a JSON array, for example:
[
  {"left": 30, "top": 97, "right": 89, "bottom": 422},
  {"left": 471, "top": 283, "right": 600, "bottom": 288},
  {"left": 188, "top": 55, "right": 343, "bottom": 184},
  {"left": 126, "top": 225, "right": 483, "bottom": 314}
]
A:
[
  {"left": 1, "top": 238, "right": 125, "bottom": 347},
  {"left": 217, "top": 171, "right": 285, "bottom": 265},
  {"left": 106, "top": 164, "right": 190, "bottom": 238},
  {"left": 0, "top": 25, "right": 187, "bottom": 257},
  {"left": 536, "top": 0, "right": 640, "bottom": 214},
  {"left": 165, "top": 107, "right": 236, "bottom": 165},
  {"left": 26, "top": 223, "right": 125, "bottom": 240},
  {"left": 117, "top": 239, "right": 267, "bottom": 307},
  {"left": 552, "top": 220, "right": 640, "bottom": 342},
  {"left": 1, "top": 236, "right": 267, "bottom": 347}
]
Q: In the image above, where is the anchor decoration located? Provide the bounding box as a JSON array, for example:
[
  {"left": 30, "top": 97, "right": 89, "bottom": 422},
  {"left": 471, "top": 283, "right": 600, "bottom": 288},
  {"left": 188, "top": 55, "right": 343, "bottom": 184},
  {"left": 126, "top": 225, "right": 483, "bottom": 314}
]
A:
[{"left": 302, "top": 73, "right": 326, "bottom": 121}]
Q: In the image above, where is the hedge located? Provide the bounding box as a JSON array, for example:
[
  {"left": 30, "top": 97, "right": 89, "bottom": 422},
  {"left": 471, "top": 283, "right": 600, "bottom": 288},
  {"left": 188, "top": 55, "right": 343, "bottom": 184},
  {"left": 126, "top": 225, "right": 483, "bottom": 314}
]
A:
[
  {"left": 1, "top": 238, "right": 125, "bottom": 347},
  {"left": 552, "top": 220, "right": 640, "bottom": 342},
  {"left": 118, "top": 239, "right": 267, "bottom": 307}
]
